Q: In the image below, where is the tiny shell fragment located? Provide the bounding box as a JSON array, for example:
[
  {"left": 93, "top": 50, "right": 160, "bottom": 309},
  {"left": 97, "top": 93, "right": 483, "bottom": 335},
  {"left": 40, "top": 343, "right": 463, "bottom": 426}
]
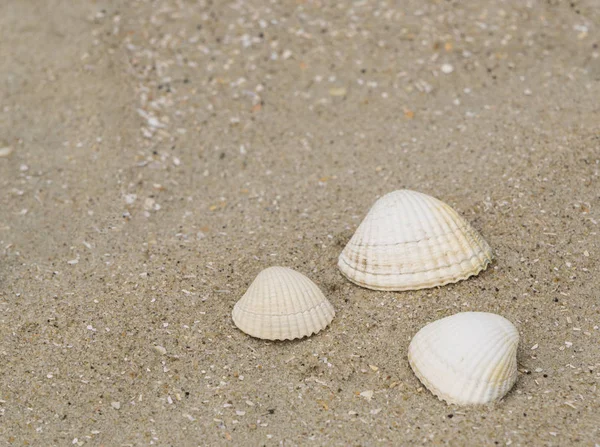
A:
[
  {"left": 329, "top": 87, "right": 347, "bottom": 96},
  {"left": 154, "top": 345, "right": 167, "bottom": 355},
  {"left": 0, "top": 147, "right": 13, "bottom": 157}
]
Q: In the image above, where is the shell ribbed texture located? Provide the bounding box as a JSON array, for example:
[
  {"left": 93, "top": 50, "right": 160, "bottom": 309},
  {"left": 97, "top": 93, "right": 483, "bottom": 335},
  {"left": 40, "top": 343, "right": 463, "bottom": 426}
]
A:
[
  {"left": 232, "top": 267, "right": 335, "bottom": 340},
  {"left": 338, "top": 190, "right": 493, "bottom": 291},
  {"left": 408, "top": 312, "right": 519, "bottom": 405}
]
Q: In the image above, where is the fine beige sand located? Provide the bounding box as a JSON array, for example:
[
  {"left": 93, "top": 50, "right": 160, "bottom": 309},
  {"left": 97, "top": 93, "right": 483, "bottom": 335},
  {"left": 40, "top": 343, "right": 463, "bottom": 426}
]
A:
[{"left": 1, "top": 1, "right": 599, "bottom": 445}]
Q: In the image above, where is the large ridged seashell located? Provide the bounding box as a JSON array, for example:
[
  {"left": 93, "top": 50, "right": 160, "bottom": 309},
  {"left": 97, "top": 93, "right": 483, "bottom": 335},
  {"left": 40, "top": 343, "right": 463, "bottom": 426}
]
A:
[
  {"left": 408, "top": 312, "right": 519, "bottom": 405},
  {"left": 232, "top": 267, "right": 335, "bottom": 340},
  {"left": 338, "top": 189, "right": 493, "bottom": 291}
]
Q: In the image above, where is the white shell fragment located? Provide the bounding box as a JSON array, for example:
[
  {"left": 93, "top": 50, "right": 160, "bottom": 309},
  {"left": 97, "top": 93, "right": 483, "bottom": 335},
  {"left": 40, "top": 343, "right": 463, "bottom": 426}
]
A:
[
  {"left": 232, "top": 266, "right": 335, "bottom": 340},
  {"left": 408, "top": 312, "right": 519, "bottom": 405},
  {"left": 338, "top": 189, "right": 493, "bottom": 291},
  {"left": 0, "top": 147, "right": 14, "bottom": 158}
]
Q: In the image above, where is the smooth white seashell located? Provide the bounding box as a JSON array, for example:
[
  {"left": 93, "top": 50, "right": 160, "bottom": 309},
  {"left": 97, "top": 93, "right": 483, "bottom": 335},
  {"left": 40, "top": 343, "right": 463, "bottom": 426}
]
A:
[
  {"left": 338, "top": 189, "right": 493, "bottom": 291},
  {"left": 408, "top": 312, "right": 519, "bottom": 405},
  {"left": 232, "top": 266, "right": 335, "bottom": 340}
]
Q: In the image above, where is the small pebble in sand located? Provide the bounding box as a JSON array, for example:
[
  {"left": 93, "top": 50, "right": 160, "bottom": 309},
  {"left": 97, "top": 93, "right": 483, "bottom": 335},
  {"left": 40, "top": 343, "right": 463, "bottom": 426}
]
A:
[
  {"left": 111, "top": 401, "right": 121, "bottom": 410},
  {"left": 154, "top": 345, "right": 167, "bottom": 355},
  {"left": 329, "top": 87, "right": 347, "bottom": 96},
  {"left": 0, "top": 147, "right": 13, "bottom": 157},
  {"left": 359, "top": 390, "right": 374, "bottom": 401},
  {"left": 144, "top": 197, "right": 160, "bottom": 211},
  {"left": 441, "top": 63, "right": 454, "bottom": 74},
  {"left": 124, "top": 194, "right": 137, "bottom": 204}
]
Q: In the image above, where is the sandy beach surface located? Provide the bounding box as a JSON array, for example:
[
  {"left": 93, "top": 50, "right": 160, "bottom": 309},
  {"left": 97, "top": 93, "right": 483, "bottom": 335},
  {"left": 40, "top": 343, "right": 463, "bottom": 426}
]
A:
[{"left": 1, "top": 0, "right": 599, "bottom": 445}]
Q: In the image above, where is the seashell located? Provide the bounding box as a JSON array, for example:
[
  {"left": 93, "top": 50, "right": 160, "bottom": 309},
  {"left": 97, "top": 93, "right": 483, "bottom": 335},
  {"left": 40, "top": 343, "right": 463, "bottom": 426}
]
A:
[
  {"left": 408, "top": 312, "right": 519, "bottom": 405},
  {"left": 338, "top": 189, "right": 493, "bottom": 291},
  {"left": 232, "top": 266, "right": 335, "bottom": 340}
]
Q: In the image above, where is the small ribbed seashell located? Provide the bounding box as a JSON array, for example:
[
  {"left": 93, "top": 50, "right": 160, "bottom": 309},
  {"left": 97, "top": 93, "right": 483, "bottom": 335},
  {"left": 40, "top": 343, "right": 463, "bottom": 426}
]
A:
[
  {"left": 408, "top": 312, "right": 519, "bottom": 405},
  {"left": 232, "top": 266, "right": 335, "bottom": 340},
  {"left": 338, "top": 189, "right": 493, "bottom": 291}
]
